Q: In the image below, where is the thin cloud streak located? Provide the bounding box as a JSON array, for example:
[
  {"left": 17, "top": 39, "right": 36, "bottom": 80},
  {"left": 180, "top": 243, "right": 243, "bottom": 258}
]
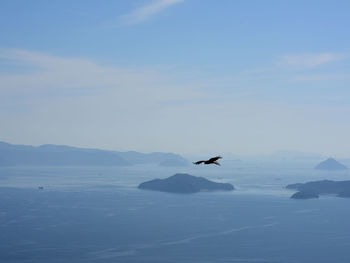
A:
[
  {"left": 119, "top": 0, "right": 184, "bottom": 25},
  {"left": 0, "top": 48, "right": 213, "bottom": 110},
  {"left": 280, "top": 53, "right": 348, "bottom": 69},
  {"left": 292, "top": 73, "right": 350, "bottom": 82},
  {"left": 1, "top": 49, "right": 350, "bottom": 156}
]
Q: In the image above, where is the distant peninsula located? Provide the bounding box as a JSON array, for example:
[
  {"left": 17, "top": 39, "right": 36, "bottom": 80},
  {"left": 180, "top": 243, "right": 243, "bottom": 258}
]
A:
[
  {"left": 286, "top": 180, "right": 350, "bottom": 199},
  {"left": 315, "top": 158, "right": 347, "bottom": 171},
  {"left": 138, "top": 173, "right": 234, "bottom": 194},
  {"left": 0, "top": 141, "right": 188, "bottom": 167},
  {"left": 290, "top": 191, "right": 319, "bottom": 199}
]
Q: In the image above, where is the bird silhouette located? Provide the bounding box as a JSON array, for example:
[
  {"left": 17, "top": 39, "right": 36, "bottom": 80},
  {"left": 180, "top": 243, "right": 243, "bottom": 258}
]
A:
[{"left": 193, "top": 156, "right": 222, "bottom": 166}]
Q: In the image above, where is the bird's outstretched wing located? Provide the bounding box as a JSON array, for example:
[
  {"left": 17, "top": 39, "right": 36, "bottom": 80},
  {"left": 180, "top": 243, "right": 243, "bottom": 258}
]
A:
[
  {"left": 193, "top": 160, "right": 205, "bottom": 165},
  {"left": 208, "top": 156, "right": 222, "bottom": 162}
]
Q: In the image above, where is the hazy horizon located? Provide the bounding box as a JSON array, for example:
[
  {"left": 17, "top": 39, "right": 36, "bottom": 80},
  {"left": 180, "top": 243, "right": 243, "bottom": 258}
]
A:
[
  {"left": 1, "top": 1, "right": 350, "bottom": 156},
  {"left": 1, "top": 140, "right": 346, "bottom": 161},
  {"left": 2, "top": 2, "right": 350, "bottom": 262}
]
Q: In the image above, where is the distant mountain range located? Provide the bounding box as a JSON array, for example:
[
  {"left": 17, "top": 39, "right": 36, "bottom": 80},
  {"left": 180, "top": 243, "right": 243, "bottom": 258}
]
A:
[
  {"left": 268, "top": 150, "right": 325, "bottom": 161},
  {"left": 0, "top": 142, "right": 189, "bottom": 167},
  {"left": 213, "top": 150, "right": 326, "bottom": 163}
]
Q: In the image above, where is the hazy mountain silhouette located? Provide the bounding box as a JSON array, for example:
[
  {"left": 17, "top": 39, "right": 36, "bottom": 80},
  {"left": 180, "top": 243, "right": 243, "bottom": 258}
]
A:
[
  {"left": 266, "top": 150, "right": 325, "bottom": 162},
  {"left": 0, "top": 142, "right": 188, "bottom": 167},
  {"left": 158, "top": 157, "right": 189, "bottom": 167},
  {"left": 315, "top": 158, "right": 347, "bottom": 171},
  {"left": 116, "top": 150, "right": 188, "bottom": 166}
]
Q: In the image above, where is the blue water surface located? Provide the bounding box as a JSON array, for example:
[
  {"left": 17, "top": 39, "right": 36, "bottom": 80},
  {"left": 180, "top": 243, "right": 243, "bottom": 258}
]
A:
[{"left": 1, "top": 164, "right": 350, "bottom": 263}]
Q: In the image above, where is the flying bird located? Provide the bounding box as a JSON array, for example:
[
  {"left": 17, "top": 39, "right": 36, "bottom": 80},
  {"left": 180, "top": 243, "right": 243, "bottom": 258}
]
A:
[{"left": 193, "top": 156, "right": 222, "bottom": 166}]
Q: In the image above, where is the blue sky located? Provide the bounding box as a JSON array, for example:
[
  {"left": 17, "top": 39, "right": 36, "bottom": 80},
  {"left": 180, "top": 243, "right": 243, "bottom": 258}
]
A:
[{"left": 1, "top": 0, "right": 350, "bottom": 156}]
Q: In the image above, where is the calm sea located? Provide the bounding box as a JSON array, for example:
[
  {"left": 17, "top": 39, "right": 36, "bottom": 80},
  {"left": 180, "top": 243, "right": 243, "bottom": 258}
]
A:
[{"left": 1, "top": 162, "right": 350, "bottom": 262}]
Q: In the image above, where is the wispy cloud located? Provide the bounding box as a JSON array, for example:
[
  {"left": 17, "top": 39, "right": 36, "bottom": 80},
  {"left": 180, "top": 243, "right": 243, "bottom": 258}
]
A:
[
  {"left": 1, "top": 49, "right": 350, "bottom": 156},
  {"left": 280, "top": 53, "right": 348, "bottom": 69},
  {"left": 292, "top": 73, "right": 350, "bottom": 82},
  {"left": 0, "top": 48, "right": 211, "bottom": 110},
  {"left": 0, "top": 48, "right": 273, "bottom": 154},
  {"left": 119, "top": 0, "right": 184, "bottom": 25}
]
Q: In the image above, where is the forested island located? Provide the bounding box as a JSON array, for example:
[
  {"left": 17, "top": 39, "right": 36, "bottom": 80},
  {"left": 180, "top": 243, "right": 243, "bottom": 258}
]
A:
[
  {"left": 139, "top": 173, "right": 234, "bottom": 194},
  {"left": 287, "top": 180, "right": 350, "bottom": 199}
]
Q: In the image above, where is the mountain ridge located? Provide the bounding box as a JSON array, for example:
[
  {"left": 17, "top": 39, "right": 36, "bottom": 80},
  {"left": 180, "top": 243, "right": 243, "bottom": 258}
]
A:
[{"left": 0, "top": 141, "right": 188, "bottom": 167}]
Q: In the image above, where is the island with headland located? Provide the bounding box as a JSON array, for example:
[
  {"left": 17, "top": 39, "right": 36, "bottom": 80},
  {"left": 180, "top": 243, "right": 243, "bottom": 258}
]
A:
[
  {"left": 138, "top": 173, "right": 235, "bottom": 194},
  {"left": 314, "top": 158, "right": 347, "bottom": 171},
  {"left": 286, "top": 180, "right": 350, "bottom": 199}
]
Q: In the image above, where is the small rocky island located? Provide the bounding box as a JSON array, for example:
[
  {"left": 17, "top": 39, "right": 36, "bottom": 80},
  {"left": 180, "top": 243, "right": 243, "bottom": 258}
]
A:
[
  {"left": 138, "top": 173, "right": 234, "bottom": 194},
  {"left": 315, "top": 158, "right": 347, "bottom": 171},
  {"left": 286, "top": 180, "right": 350, "bottom": 199}
]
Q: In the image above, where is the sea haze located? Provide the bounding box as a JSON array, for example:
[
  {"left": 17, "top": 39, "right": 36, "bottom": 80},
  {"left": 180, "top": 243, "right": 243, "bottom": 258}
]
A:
[{"left": 1, "top": 163, "right": 350, "bottom": 263}]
